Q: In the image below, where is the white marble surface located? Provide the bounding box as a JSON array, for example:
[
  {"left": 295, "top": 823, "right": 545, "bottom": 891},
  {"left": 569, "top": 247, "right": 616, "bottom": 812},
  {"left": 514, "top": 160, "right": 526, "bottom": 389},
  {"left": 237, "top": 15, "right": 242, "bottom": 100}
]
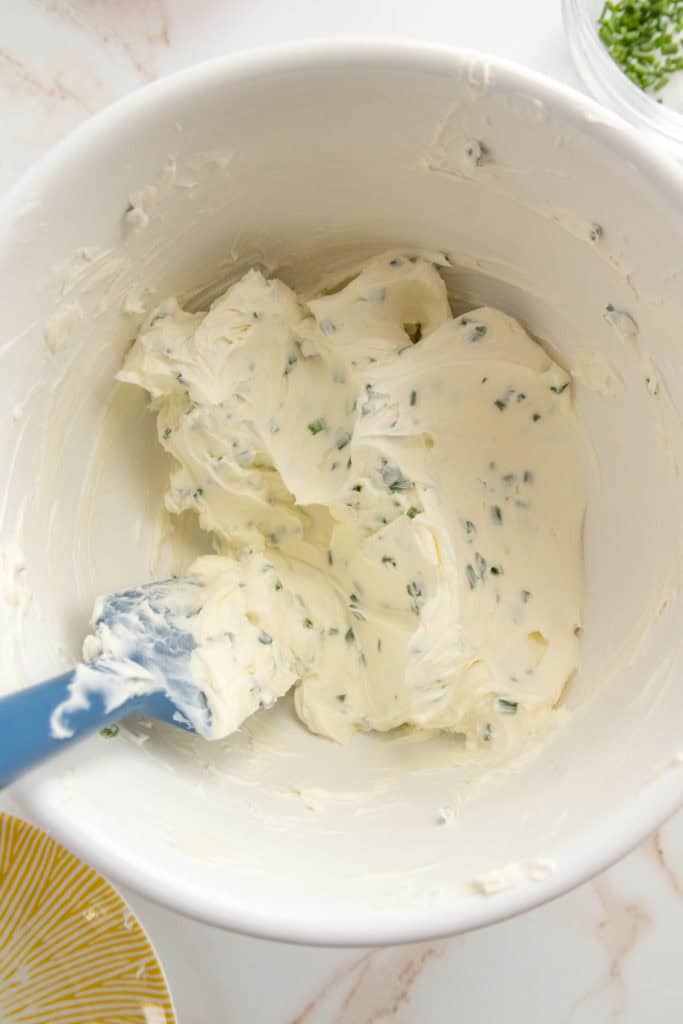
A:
[{"left": 1, "top": 2, "right": 682, "bottom": 1021}]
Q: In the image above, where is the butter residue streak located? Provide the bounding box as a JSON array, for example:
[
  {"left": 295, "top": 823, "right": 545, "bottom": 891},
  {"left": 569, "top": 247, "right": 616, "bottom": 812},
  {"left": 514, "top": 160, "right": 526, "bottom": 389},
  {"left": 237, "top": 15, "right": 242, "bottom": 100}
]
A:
[
  {"left": 119, "top": 254, "right": 586, "bottom": 753},
  {"left": 472, "top": 856, "right": 556, "bottom": 894},
  {"left": 571, "top": 349, "right": 624, "bottom": 396},
  {"left": 43, "top": 302, "right": 83, "bottom": 354}
]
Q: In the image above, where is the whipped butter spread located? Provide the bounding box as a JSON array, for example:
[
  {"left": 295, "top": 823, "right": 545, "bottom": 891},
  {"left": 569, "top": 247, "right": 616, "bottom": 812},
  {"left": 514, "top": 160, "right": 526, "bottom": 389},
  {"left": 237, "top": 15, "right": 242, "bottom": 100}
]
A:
[{"left": 119, "top": 254, "right": 585, "bottom": 749}]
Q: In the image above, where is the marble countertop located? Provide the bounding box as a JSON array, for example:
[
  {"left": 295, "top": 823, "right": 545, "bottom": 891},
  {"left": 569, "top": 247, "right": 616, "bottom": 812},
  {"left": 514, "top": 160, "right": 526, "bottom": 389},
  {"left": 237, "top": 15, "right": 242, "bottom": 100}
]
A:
[{"left": 1, "top": 2, "right": 682, "bottom": 1021}]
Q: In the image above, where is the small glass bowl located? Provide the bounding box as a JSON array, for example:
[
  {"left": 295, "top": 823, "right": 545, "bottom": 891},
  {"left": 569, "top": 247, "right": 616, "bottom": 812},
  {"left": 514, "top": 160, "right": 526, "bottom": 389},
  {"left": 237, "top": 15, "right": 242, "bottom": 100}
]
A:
[{"left": 563, "top": 0, "right": 683, "bottom": 156}]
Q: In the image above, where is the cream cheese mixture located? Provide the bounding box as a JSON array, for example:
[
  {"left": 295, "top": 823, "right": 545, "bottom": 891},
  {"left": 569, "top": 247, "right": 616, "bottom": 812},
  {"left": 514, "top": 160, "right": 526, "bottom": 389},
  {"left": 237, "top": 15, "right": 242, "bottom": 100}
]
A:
[{"left": 119, "top": 254, "right": 586, "bottom": 750}]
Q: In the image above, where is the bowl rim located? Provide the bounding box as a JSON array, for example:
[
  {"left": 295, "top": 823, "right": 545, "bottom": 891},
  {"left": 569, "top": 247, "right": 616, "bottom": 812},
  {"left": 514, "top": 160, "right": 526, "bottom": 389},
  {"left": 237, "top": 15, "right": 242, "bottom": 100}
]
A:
[{"left": 7, "top": 37, "right": 683, "bottom": 946}]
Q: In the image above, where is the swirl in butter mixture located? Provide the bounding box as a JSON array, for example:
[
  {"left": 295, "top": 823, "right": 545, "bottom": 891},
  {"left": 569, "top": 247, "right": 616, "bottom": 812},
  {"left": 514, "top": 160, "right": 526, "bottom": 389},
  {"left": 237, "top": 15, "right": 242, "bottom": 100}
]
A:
[{"left": 119, "top": 254, "right": 585, "bottom": 749}]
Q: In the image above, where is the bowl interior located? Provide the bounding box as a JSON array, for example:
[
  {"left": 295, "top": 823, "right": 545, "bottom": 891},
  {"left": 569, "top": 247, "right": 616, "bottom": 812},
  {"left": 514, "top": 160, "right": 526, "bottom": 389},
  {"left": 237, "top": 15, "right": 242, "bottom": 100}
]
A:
[{"left": 2, "top": 45, "right": 683, "bottom": 943}]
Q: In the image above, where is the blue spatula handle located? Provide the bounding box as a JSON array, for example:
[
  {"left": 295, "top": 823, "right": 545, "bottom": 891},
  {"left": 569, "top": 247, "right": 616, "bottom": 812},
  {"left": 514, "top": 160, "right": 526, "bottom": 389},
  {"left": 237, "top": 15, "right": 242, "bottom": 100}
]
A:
[{"left": 0, "top": 672, "right": 178, "bottom": 788}]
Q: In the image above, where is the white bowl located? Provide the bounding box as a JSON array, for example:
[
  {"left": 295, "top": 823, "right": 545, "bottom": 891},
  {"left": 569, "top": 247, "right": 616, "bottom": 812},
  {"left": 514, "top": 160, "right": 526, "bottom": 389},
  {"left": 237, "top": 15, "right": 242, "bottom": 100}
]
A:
[{"left": 3, "top": 41, "right": 683, "bottom": 946}]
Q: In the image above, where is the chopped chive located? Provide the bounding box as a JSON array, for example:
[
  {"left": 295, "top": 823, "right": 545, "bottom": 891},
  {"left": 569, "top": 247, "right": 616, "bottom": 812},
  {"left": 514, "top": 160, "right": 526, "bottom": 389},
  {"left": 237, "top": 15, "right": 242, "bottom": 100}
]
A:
[
  {"left": 406, "top": 506, "right": 420, "bottom": 519},
  {"left": 410, "top": 390, "right": 418, "bottom": 406},
  {"left": 597, "top": 0, "right": 683, "bottom": 95},
  {"left": 274, "top": 579, "right": 283, "bottom": 591},
  {"left": 308, "top": 418, "right": 325, "bottom": 435},
  {"left": 406, "top": 580, "right": 423, "bottom": 614},
  {"left": 258, "top": 630, "right": 273, "bottom": 645},
  {"left": 283, "top": 352, "right": 298, "bottom": 375},
  {"left": 345, "top": 627, "right": 355, "bottom": 644},
  {"left": 327, "top": 550, "right": 333, "bottom": 566},
  {"left": 100, "top": 724, "right": 119, "bottom": 738},
  {"left": 303, "top": 617, "right": 314, "bottom": 629},
  {"left": 404, "top": 322, "right": 423, "bottom": 343},
  {"left": 490, "top": 565, "right": 503, "bottom": 576},
  {"left": 466, "top": 564, "right": 477, "bottom": 589},
  {"left": 336, "top": 693, "right": 347, "bottom": 702},
  {"left": 550, "top": 382, "right": 569, "bottom": 394},
  {"left": 532, "top": 413, "right": 542, "bottom": 422},
  {"left": 490, "top": 505, "right": 503, "bottom": 524},
  {"left": 497, "top": 698, "right": 518, "bottom": 714}
]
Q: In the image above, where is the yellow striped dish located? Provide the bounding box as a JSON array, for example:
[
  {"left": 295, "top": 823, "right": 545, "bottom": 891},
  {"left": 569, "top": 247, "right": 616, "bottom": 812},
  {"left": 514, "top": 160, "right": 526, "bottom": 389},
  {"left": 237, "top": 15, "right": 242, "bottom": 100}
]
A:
[{"left": 0, "top": 812, "right": 175, "bottom": 1024}]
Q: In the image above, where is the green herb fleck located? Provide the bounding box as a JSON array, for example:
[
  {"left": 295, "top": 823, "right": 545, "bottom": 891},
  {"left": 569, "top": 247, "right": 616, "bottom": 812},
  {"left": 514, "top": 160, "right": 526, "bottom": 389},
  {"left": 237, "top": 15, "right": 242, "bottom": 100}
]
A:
[
  {"left": 274, "top": 579, "right": 283, "bottom": 591},
  {"left": 532, "top": 412, "right": 542, "bottom": 422},
  {"left": 463, "top": 519, "right": 477, "bottom": 537},
  {"left": 382, "top": 555, "right": 397, "bottom": 567},
  {"left": 490, "top": 505, "right": 503, "bottom": 524},
  {"left": 283, "top": 352, "right": 298, "bottom": 376},
  {"left": 494, "top": 398, "right": 507, "bottom": 412},
  {"left": 327, "top": 550, "right": 334, "bottom": 566},
  {"left": 490, "top": 564, "right": 503, "bottom": 576},
  {"left": 335, "top": 429, "right": 351, "bottom": 449},
  {"left": 192, "top": 488, "right": 204, "bottom": 501},
  {"left": 470, "top": 323, "right": 488, "bottom": 342},
  {"left": 308, "top": 418, "right": 325, "bottom": 435},
  {"left": 589, "top": 223, "right": 603, "bottom": 242},
  {"left": 550, "top": 382, "right": 569, "bottom": 394},
  {"left": 410, "top": 389, "right": 418, "bottom": 406},
  {"left": 475, "top": 552, "right": 487, "bottom": 577},
  {"left": 303, "top": 617, "right": 314, "bottom": 629},
  {"left": 404, "top": 322, "right": 423, "bottom": 344},
  {"left": 258, "top": 630, "right": 273, "bottom": 645},
  {"left": 352, "top": 483, "right": 363, "bottom": 493},
  {"left": 336, "top": 693, "right": 347, "bottom": 703},
  {"left": 100, "top": 724, "right": 119, "bottom": 738},
  {"left": 345, "top": 627, "right": 355, "bottom": 644},
  {"left": 521, "top": 589, "right": 532, "bottom": 602},
  {"left": 161, "top": 426, "right": 172, "bottom": 440},
  {"left": 466, "top": 564, "right": 477, "bottom": 589},
  {"left": 497, "top": 698, "right": 518, "bottom": 714},
  {"left": 523, "top": 470, "right": 534, "bottom": 484},
  {"left": 406, "top": 580, "right": 423, "bottom": 614},
  {"left": 406, "top": 506, "right": 420, "bottom": 519},
  {"left": 382, "top": 463, "right": 412, "bottom": 492}
]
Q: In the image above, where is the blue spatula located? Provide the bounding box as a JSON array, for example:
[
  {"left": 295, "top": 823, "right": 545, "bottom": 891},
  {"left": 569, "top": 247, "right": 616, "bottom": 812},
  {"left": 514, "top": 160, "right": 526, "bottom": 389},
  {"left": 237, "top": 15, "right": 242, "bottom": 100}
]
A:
[{"left": 0, "top": 577, "right": 213, "bottom": 788}]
